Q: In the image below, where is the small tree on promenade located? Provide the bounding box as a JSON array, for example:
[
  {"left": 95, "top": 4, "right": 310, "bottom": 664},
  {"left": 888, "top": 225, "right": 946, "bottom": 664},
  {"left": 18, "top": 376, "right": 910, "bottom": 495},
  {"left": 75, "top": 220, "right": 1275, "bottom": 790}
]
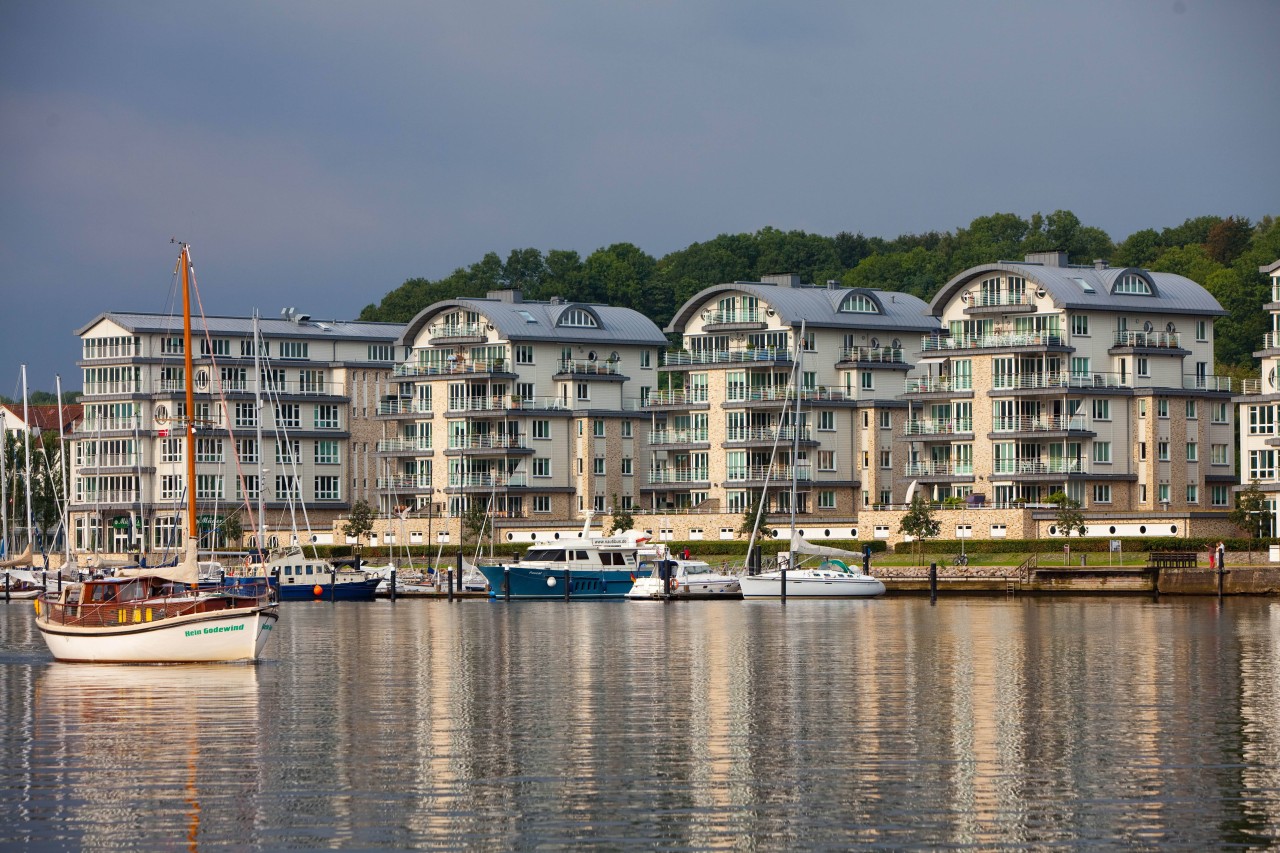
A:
[{"left": 899, "top": 494, "right": 940, "bottom": 568}]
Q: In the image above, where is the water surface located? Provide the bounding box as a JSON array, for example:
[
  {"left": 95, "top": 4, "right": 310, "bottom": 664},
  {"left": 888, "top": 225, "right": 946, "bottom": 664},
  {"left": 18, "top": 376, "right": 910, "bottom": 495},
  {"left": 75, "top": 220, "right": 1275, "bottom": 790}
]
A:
[{"left": 3, "top": 596, "right": 1280, "bottom": 849}]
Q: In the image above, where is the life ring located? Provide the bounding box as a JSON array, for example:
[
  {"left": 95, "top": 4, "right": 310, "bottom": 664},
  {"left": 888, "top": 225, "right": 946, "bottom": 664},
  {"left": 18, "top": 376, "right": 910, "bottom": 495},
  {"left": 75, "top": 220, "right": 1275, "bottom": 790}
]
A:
[{"left": 670, "top": 579, "right": 679, "bottom": 590}]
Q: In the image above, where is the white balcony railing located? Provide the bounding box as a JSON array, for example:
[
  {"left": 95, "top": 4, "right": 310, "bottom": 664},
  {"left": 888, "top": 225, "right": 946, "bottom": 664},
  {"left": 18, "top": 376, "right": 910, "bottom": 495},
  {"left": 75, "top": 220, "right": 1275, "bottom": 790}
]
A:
[
  {"left": 905, "top": 376, "right": 974, "bottom": 394},
  {"left": 905, "top": 418, "right": 973, "bottom": 435},
  {"left": 726, "top": 465, "right": 812, "bottom": 482},
  {"left": 649, "top": 428, "right": 710, "bottom": 444},
  {"left": 841, "top": 346, "right": 905, "bottom": 363},
  {"left": 991, "top": 415, "right": 1089, "bottom": 432},
  {"left": 921, "top": 332, "right": 1063, "bottom": 352},
  {"left": 375, "top": 438, "right": 434, "bottom": 453},
  {"left": 661, "top": 348, "right": 792, "bottom": 366},
  {"left": 647, "top": 468, "right": 710, "bottom": 484},
  {"left": 992, "top": 459, "right": 1086, "bottom": 475},
  {"left": 904, "top": 462, "right": 973, "bottom": 477},
  {"left": 1113, "top": 331, "right": 1181, "bottom": 348},
  {"left": 724, "top": 426, "right": 811, "bottom": 442}
]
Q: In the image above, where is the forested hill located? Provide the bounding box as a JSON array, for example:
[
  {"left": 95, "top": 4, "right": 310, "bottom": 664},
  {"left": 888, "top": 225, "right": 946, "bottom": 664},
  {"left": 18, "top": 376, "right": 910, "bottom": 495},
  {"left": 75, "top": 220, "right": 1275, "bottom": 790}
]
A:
[{"left": 359, "top": 211, "right": 1280, "bottom": 370}]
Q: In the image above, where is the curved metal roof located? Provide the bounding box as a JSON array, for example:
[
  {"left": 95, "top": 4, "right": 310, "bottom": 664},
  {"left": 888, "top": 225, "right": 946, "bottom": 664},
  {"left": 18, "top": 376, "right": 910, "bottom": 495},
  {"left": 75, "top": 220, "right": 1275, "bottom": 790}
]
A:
[
  {"left": 397, "top": 295, "right": 668, "bottom": 348},
  {"left": 666, "top": 282, "right": 941, "bottom": 333},
  {"left": 929, "top": 262, "right": 1226, "bottom": 317}
]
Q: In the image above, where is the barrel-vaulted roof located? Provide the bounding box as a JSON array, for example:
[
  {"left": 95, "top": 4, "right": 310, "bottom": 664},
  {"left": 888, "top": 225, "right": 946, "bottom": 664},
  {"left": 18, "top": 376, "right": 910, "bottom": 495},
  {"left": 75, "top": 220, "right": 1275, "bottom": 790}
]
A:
[
  {"left": 665, "top": 281, "right": 941, "bottom": 334},
  {"left": 929, "top": 261, "right": 1226, "bottom": 317},
  {"left": 397, "top": 293, "right": 668, "bottom": 348},
  {"left": 77, "top": 311, "right": 404, "bottom": 341}
]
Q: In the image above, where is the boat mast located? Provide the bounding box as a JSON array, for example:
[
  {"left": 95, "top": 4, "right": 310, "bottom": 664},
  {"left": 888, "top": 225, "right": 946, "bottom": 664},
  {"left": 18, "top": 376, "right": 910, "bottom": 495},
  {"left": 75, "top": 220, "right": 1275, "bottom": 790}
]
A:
[
  {"left": 56, "top": 374, "right": 72, "bottom": 570},
  {"left": 21, "top": 364, "right": 35, "bottom": 555},
  {"left": 789, "top": 322, "right": 804, "bottom": 544},
  {"left": 179, "top": 245, "right": 199, "bottom": 548},
  {"left": 254, "top": 311, "right": 266, "bottom": 559},
  {"left": 0, "top": 407, "right": 8, "bottom": 558}
]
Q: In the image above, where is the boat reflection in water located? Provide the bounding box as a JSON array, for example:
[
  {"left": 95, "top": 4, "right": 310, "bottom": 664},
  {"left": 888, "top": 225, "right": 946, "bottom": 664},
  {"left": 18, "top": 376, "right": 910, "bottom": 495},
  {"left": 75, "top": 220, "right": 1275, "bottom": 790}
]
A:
[{"left": 32, "top": 663, "right": 263, "bottom": 849}]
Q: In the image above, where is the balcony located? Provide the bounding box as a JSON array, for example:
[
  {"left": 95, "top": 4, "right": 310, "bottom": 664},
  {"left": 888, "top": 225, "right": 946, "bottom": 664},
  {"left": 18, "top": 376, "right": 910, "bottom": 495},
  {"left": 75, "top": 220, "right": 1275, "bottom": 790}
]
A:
[
  {"left": 394, "top": 359, "right": 511, "bottom": 378},
  {"left": 701, "top": 309, "right": 765, "bottom": 330},
  {"left": 82, "top": 340, "right": 142, "bottom": 359},
  {"left": 726, "top": 464, "right": 811, "bottom": 483},
  {"left": 77, "top": 454, "right": 143, "bottom": 469},
  {"left": 82, "top": 381, "right": 143, "bottom": 396},
  {"left": 428, "top": 322, "right": 486, "bottom": 343},
  {"left": 72, "top": 490, "right": 140, "bottom": 506},
  {"left": 1262, "top": 332, "right": 1280, "bottom": 352},
  {"left": 557, "top": 359, "right": 621, "bottom": 376},
  {"left": 725, "top": 426, "right": 812, "bottom": 443},
  {"left": 905, "top": 418, "right": 973, "bottom": 436},
  {"left": 991, "top": 415, "right": 1090, "bottom": 433},
  {"left": 905, "top": 376, "right": 973, "bottom": 394},
  {"left": 649, "top": 428, "right": 710, "bottom": 445},
  {"left": 644, "top": 390, "right": 710, "bottom": 408},
  {"left": 839, "top": 346, "right": 905, "bottom": 364},
  {"left": 374, "top": 438, "right": 434, "bottom": 454},
  {"left": 992, "top": 459, "right": 1087, "bottom": 476},
  {"left": 1241, "top": 379, "right": 1262, "bottom": 395},
  {"left": 660, "top": 348, "right": 791, "bottom": 367},
  {"left": 1111, "top": 331, "right": 1183, "bottom": 350},
  {"left": 376, "top": 399, "right": 433, "bottom": 417},
  {"left": 446, "top": 434, "right": 531, "bottom": 452},
  {"left": 445, "top": 395, "right": 570, "bottom": 414},
  {"left": 376, "top": 475, "right": 433, "bottom": 491},
  {"left": 1183, "top": 374, "right": 1238, "bottom": 392},
  {"left": 920, "top": 332, "right": 1065, "bottom": 353},
  {"left": 646, "top": 468, "right": 711, "bottom": 485},
  {"left": 991, "top": 372, "right": 1127, "bottom": 391},
  {"left": 962, "top": 290, "right": 1035, "bottom": 314},
  {"left": 76, "top": 416, "right": 143, "bottom": 434},
  {"left": 728, "top": 387, "right": 854, "bottom": 405},
  {"left": 904, "top": 462, "right": 973, "bottom": 478},
  {"left": 447, "top": 473, "right": 528, "bottom": 489}
]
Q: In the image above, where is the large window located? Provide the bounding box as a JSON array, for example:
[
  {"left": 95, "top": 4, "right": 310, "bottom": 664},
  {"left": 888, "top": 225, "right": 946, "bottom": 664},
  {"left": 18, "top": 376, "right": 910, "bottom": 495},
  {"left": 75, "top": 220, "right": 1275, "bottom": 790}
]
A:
[
  {"left": 315, "top": 440, "right": 339, "bottom": 465},
  {"left": 1249, "top": 450, "right": 1276, "bottom": 480},
  {"left": 1113, "top": 274, "right": 1152, "bottom": 295},
  {"left": 315, "top": 476, "right": 341, "bottom": 501}
]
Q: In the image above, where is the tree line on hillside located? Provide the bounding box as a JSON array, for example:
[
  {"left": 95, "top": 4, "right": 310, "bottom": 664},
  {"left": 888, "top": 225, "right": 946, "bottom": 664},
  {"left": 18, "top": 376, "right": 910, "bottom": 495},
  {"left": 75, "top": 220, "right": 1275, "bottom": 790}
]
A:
[
  {"left": 0, "top": 390, "right": 81, "bottom": 407},
  {"left": 359, "top": 211, "right": 1280, "bottom": 371}
]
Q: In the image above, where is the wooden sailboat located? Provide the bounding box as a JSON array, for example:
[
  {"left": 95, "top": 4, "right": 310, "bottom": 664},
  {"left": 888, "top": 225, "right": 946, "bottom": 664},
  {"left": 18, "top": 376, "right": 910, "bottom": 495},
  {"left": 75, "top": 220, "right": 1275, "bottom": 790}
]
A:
[{"left": 34, "top": 244, "right": 279, "bottom": 662}]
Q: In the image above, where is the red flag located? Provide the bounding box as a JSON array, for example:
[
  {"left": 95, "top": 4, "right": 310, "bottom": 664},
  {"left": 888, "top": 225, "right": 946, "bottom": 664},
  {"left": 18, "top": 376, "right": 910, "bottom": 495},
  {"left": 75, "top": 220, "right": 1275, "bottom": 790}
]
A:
[{"left": 158, "top": 428, "right": 169, "bottom": 437}]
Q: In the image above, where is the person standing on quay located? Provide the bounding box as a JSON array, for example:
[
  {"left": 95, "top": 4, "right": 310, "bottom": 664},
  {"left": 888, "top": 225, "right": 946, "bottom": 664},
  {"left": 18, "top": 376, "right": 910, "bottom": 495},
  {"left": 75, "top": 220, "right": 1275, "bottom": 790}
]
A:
[
  {"left": 1217, "top": 541, "right": 1226, "bottom": 570},
  {"left": 1209, "top": 548, "right": 1216, "bottom": 571}
]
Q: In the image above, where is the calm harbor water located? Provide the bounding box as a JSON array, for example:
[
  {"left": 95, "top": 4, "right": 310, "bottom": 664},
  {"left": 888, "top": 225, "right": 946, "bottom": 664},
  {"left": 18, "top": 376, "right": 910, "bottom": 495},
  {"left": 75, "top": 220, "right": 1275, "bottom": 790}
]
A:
[{"left": 4, "top": 596, "right": 1280, "bottom": 849}]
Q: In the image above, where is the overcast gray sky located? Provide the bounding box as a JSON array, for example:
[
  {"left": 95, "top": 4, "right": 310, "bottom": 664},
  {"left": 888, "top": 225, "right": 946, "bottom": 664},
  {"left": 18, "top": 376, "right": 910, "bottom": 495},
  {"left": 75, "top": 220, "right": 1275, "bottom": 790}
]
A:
[{"left": 2, "top": 0, "right": 1277, "bottom": 393}]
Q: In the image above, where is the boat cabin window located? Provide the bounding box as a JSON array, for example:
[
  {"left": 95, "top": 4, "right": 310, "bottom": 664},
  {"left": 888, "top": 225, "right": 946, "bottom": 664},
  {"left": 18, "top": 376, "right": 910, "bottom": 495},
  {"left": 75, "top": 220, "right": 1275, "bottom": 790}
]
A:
[
  {"left": 685, "top": 562, "right": 711, "bottom": 575},
  {"left": 527, "top": 548, "right": 565, "bottom": 562},
  {"left": 575, "top": 550, "right": 589, "bottom": 561},
  {"left": 601, "top": 552, "right": 629, "bottom": 566},
  {"left": 116, "top": 580, "right": 147, "bottom": 602},
  {"left": 88, "top": 584, "right": 119, "bottom": 603},
  {"left": 305, "top": 565, "right": 314, "bottom": 575}
]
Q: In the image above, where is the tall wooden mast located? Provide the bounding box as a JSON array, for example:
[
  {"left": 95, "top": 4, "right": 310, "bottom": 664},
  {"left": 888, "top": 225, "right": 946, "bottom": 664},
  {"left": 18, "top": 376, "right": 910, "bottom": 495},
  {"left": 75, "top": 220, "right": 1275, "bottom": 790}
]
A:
[{"left": 179, "top": 244, "right": 198, "bottom": 544}]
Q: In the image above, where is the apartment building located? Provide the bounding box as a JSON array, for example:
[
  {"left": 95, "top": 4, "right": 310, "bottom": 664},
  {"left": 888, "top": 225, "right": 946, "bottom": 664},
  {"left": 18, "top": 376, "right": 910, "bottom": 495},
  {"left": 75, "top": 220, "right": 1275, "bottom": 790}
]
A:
[
  {"left": 647, "top": 275, "right": 938, "bottom": 532},
  {"left": 1234, "top": 258, "right": 1280, "bottom": 538},
  {"left": 374, "top": 290, "right": 667, "bottom": 540},
  {"left": 71, "top": 310, "right": 402, "bottom": 554},
  {"left": 910, "top": 251, "right": 1237, "bottom": 534}
]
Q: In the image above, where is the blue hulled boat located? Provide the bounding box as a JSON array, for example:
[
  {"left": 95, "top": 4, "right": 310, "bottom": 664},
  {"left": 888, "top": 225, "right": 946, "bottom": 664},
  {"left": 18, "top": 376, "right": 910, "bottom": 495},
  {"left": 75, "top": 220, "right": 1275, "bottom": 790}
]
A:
[{"left": 478, "top": 518, "right": 647, "bottom": 600}]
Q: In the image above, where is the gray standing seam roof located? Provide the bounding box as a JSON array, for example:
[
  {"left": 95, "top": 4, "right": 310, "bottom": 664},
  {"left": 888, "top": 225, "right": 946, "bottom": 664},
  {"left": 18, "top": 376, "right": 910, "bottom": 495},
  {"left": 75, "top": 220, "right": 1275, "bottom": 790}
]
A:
[
  {"left": 666, "top": 282, "right": 942, "bottom": 334},
  {"left": 397, "top": 298, "right": 668, "bottom": 348}
]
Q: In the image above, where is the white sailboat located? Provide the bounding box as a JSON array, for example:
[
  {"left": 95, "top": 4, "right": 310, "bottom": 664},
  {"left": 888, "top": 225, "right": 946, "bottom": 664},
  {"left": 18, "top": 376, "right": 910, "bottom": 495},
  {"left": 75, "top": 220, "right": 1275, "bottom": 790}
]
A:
[
  {"left": 738, "top": 321, "right": 885, "bottom": 600},
  {"left": 34, "top": 243, "right": 279, "bottom": 662}
]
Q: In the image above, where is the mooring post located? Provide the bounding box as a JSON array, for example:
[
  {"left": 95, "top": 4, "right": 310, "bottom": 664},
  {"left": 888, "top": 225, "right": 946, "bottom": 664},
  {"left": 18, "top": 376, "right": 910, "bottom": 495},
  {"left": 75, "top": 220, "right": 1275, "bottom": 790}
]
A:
[
  {"left": 4, "top": 572, "right": 10, "bottom": 602},
  {"left": 390, "top": 568, "right": 397, "bottom": 602},
  {"left": 780, "top": 559, "right": 787, "bottom": 604},
  {"left": 503, "top": 565, "right": 510, "bottom": 601},
  {"left": 563, "top": 568, "right": 571, "bottom": 601},
  {"left": 930, "top": 562, "right": 938, "bottom": 604},
  {"left": 1217, "top": 564, "right": 1224, "bottom": 599}
]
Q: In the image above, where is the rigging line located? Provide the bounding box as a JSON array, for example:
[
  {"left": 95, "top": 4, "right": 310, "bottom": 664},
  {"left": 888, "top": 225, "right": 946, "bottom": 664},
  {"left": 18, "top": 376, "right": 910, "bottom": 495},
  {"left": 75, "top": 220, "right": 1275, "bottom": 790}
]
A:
[{"left": 744, "top": 339, "right": 800, "bottom": 562}]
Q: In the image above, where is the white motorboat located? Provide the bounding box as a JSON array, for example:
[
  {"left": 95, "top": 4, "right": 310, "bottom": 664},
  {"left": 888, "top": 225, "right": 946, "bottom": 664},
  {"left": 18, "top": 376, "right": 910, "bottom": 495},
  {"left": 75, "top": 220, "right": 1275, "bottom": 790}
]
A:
[
  {"left": 739, "top": 548, "right": 885, "bottom": 599},
  {"left": 626, "top": 556, "right": 741, "bottom": 600}
]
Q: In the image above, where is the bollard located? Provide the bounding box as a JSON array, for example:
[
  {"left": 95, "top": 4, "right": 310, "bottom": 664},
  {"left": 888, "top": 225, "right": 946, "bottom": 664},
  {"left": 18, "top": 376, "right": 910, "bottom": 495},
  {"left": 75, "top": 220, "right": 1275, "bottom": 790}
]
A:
[
  {"left": 563, "top": 568, "right": 571, "bottom": 601},
  {"left": 447, "top": 568, "right": 454, "bottom": 602},
  {"left": 503, "top": 565, "right": 510, "bottom": 601},
  {"left": 1080, "top": 555, "right": 1086, "bottom": 567},
  {"left": 1217, "top": 565, "right": 1224, "bottom": 599},
  {"left": 929, "top": 562, "right": 938, "bottom": 604},
  {"left": 4, "top": 572, "right": 9, "bottom": 602},
  {"left": 390, "top": 568, "right": 397, "bottom": 602},
  {"left": 780, "top": 562, "right": 787, "bottom": 603}
]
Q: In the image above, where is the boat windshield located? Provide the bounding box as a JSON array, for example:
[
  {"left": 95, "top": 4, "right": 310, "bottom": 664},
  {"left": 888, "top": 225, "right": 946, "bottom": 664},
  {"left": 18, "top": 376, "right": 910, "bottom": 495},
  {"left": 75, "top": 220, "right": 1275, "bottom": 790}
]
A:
[
  {"left": 683, "top": 562, "right": 712, "bottom": 575},
  {"left": 526, "top": 548, "right": 565, "bottom": 562}
]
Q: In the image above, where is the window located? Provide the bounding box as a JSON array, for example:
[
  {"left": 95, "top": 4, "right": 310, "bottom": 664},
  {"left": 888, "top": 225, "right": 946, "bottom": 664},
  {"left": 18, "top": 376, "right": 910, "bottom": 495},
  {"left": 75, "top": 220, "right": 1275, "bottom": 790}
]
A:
[
  {"left": 879, "top": 489, "right": 892, "bottom": 506},
  {"left": 1093, "top": 485, "right": 1112, "bottom": 504},
  {"left": 161, "top": 438, "right": 183, "bottom": 463},
  {"left": 622, "top": 457, "right": 633, "bottom": 476},
  {"left": 861, "top": 451, "right": 870, "bottom": 469},
  {"left": 275, "top": 403, "right": 300, "bottom": 428},
  {"left": 315, "top": 404, "right": 340, "bottom": 429},
  {"left": 1138, "top": 399, "right": 1147, "bottom": 418},
  {"left": 1071, "top": 315, "right": 1089, "bottom": 335},
  {"left": 533, "top": 420, "right": 550, "bottom": 439},
  {"left": 1186, "top": 442, "right": 1198, "bottom": 462},
  {"left": 196, "top": 474, "right": 223, "bottom": 500},
  {"left": 1113, "top": 274, "right": 1152, "bottom": 295},
  {"left": 1137, "top": 358, "right": 1150, "bottom": 378},
  {"left": 1070, "top": 357, "right": 1091, "bottom": 378},
  {"left": 839, "top": 293, "right": 880, "bottom": 313},
  {"left": 862, "top": 412, "right": 870, "bottom": 429},
  {"left": 1211, "top": 444, "right": 1229, "bottom": 465},
  {"left": 1093, "top": 442, "right": 1111, "bottom": 463},
  {"left": 861, "top": 371, "right": 873, "bottom": 391},
  {"left": 593, "top": 457, "right": 606, "bottom": 475},
  {"left": 1092, "top": 399, "right": 1110, "bottom": 421},
  {"left": 514, "top": 345, "right": 534, "bottom": 365},
  {"left": 593, "top": 495, "right": 606, "bottom": 512},
  {"left": 276, "top": 440, "right": 301, "bottom": 465},
  {"left": 242, "top": 338, "right": 268, "bottom": 358},
  {"left": 1157, "top": 399, "right": 1169, "bottom": 418},
  {"left": 622, "top": 420, "right": 632, "bottom": 438},
  {"left": 558, "top": 308, "right": 598, "bottom": 328},
  {"left": 1249, "top": 405, "right": 1276, "bottom": 435},
  {"left": 1139, "top": 442, "right": 1147, "bottom": 460},
  {"left": 640, "top": 351, "right": 651, "bottom": 368},
  {"left": 879, "top": 411, "right": 891, "bottom": 429},
  {"left": 1185, "top": 400, "right": 1198, "bottom": 419},
  {"left": 818, "top": 451, "right": 836, "bottom": 471},
  {"left": 516, "top": 382, "right": 535, "bottom": 402},
  {"left": 1186, "top": 484, "right": 1199, "bottom": 504},
  {"left": 161, "top": 337, "right": 184, "bottom": 355},
  {"left": 990, "top": 524, "right": 1008, "bottom": 538},
  {"left": 1211, "top": 486, "right": 1230, "bottom": 507},
  {"left": 195, "top": 438, "right": 224, "bottom": 463},
  {"left": 368, "top": 344, "right": 394, "bottom": 362},
  {"left": 200, "top": 338, "right": 231, "bottom": 356},
  {"left": 1195, "top": 320, "right": 1207, "bottom": 341},
  {"left": 593, "top": 419, "right": 605, "bottom": 438},
  {"left": 1212, "top": 403, "right": 1229, "bottom": 424},
  {"left": 576, "top": 383, "right": 589, "bottom": 401},
  {"left": 315, "top": 476, "right": 340, "bottom": 501},
  {"left": 1158, "top": 483, "right": 1171, "bottom": 504},
  {"left": 279, "top": 341, "right": 308, "bottom": 359},
  {"left": 161, "top": 475, "right": 183, "bottom": 500},
  {"left": 533, "top": 458, "right": 551, "bottom": 477},
  {"left": 879, "top": 450, "right": 891, "bottom": 469},
  {"left": 1157, "top": 442, "right": 1169, "bottom": 461},
  {"left": 533, "top": 495, "right": 551, "bottom": 513},
  {"left": 234, "top": 402, "right": 257, "bottom": 428},
  {"left": 818, "top": 491, "right": 836, "bottom": 509},
  {"left": 1140, "top": 484, "right": 1148, "bottom": 503},
  {"left": 299, "top": 369, "right": 325, "bottom": 393},
  {"left": 275, "top": 475, "right": 301, "bottom": 500},
  {"left": 818, "top": 411, "right": 835, "bottom": 431},
  {"left": 1249, "top": 450, "right": 1276, "bottom": 480},
  {"left": 315, "top": 440, "right": 339, "bottom": 465},
  {"left": 237, "top": 475, "right": 259, "bottom": 500},
  {"left": 236, "top": 438, "right": 259, "bottom": 464}
]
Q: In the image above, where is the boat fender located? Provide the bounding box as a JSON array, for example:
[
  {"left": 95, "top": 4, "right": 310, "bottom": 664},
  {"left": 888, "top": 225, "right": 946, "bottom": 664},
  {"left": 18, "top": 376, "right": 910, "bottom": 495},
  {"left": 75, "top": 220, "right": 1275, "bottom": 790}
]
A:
[
  {"left": 33, "top": 598, "right": 40, "bottom": 616},
  {"left": 313, "top": 584, "right": 324, "bottom": 596}
]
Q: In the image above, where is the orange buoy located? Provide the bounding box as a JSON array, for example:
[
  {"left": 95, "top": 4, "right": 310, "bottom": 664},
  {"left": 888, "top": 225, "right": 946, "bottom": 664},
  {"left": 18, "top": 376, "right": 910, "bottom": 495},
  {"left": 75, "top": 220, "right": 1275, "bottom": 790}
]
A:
[{"left": 313, "top": 584, "right": 324, "bottom": 596}]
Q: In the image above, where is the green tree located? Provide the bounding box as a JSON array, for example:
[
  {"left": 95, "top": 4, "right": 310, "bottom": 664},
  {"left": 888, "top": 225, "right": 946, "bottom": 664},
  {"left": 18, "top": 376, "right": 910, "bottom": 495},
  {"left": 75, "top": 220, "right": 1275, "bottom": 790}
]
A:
[
  {"left": 608, "top": 495, "right": 634, "bottom": 536},
  {"left": 1204, "top": 216, "right": 1253, "bottom": 265},
  {"left": 221, "top": 510, "right": 244, "bottom": 549},
  {"left": 739, "top": 490, "right": 766, "bottom": 537},
  {"left": 343, "top": 499, "right": 375, "bottom": 553},
  {"left": 899, "top": 494, "right": 940, "bottom": 568},
  {"left": 1048, "top": 491, "right": 1087, "bottom": 539},
  {"left": 462, "top": 499, "right": 489, "bottom": 551},
  {"left": 1230, "top": 481, "right": 1268, "bottom": 539}
]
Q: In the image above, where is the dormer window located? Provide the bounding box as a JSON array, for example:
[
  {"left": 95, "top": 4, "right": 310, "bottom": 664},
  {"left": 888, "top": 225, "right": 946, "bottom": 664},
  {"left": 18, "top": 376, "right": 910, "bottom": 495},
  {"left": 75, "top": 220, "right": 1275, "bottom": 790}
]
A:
[
  {"left": 1113, "top": 274, "right": 1152, "bottom": 295},
  {"left": 558, "top": 308, "right": 598, "bottom": 328},
  {"left": 839, "top": 293, "right": 880, "bottom": 314}
]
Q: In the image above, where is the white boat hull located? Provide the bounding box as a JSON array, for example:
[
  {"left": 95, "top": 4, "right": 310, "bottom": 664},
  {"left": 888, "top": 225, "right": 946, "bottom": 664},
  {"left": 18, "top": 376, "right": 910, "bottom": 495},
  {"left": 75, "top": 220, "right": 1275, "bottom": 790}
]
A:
[
  {"left": 739, "top": 572, "right": 885, "bottom": 599},
  {"left": 36, "top": 605, "right": 278, "bottom": 663},
  {"left": 625, "top": 577, "right": 742, "bottom": 600}
]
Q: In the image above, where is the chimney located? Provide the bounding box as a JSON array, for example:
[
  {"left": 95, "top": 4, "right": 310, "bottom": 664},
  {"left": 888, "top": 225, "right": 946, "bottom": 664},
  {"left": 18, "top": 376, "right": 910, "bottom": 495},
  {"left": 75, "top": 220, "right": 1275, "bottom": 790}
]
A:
[
  {"left": 1023, "top": 251, "right": 1068, "bottom": 267},
  {"left": 761, "top": 273, "right": 802, "bottom": 288},
  {"left": 487, "top": 289, "right": 523, "bottom": 303},
  {"left": 549, "top": 296, "right": 565, "bottom": 305},
  {"left": 1093, "top": 259, "right": 1109, "bottom": 270}
]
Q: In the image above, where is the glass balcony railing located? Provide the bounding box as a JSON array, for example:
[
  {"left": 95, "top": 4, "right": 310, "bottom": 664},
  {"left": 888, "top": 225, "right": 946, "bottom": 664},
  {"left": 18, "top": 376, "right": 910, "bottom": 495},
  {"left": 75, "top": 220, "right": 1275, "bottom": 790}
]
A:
[
  {"left": 649, "top": 428, "right": 710, "bottom": 444},
  {"left": 992, "top": 459, "right": 1086, "bottom": 475},
  {"left": 661, "top": 348, "right": 792, "bottom": 366},
  {"left": 703, "top": 309, "right": 763, "bottom": 325},
  {"left": 1182, "top": 375, "right": 1237, "bottom": 392},
  {"left": 376, "top": 475, "right": 433, "bottom": 490},
  {"left": 725, "top": 426, "right": 811, "bottom": 442},
  {"left": 394, "top": 359, "right": 508, "bottom": 377},
  {"left": 375, "top": 438, "right": 434, "bottom": 453},
  {"left": 991, "top": 415, "right": 1089, "bottom": 432},
  {"left": 905, "top": 376, "right": 973, "bottom": 394},
  {"left": 921, "top": 332, "right": 1063, "bottom": 352},
  {"left": 1113, "top": 331, "right": 1181, "bottom": 348},
  {"left": 726, "top": 465, "right": 811, "bottom": 482},
  {"left": 377, "top": 399, "right": 433, "bottom": 416},
  {"left": 428, "top": 322, "right": 485, "bottom": 340},
  {"left": 647, "top": 468, "right": 710, "bottom": 484},
  {"left": 905, "top": 418, "right": 973, "bottom": 435},
  {"left": 446, "top": 434, "right": 528, "bottom": 451},
  {"left": 558, "top": 359, "right": 620, "bottom": 375},
  {"left": 903, "top": 462, "right": 972, "bottom": 477},
  {"left": 840, "top": 346, "right": 905, "bottom": 363}
]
